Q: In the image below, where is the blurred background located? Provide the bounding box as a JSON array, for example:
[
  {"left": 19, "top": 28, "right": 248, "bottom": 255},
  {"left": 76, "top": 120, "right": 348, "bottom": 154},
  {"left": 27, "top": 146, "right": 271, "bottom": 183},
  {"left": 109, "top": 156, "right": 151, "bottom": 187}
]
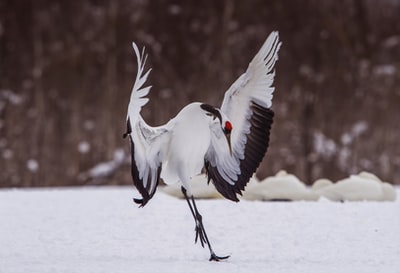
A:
[{"left": 1, "top": 0, "right": 399, "bottom": 188}]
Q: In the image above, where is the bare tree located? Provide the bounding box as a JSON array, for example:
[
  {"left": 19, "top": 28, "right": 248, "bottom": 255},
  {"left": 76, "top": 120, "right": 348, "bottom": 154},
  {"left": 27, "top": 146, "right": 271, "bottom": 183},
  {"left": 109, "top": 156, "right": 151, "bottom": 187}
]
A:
[{"left": 1, "top": 0, "right": 399, "bottom": 187}]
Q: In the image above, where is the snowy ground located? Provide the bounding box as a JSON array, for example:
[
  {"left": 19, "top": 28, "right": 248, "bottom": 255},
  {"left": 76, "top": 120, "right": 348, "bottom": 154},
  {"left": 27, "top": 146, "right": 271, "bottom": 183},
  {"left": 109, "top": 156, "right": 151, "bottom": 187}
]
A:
[{"left": 0, "top": 186, "right": 399, "bottom": 273}]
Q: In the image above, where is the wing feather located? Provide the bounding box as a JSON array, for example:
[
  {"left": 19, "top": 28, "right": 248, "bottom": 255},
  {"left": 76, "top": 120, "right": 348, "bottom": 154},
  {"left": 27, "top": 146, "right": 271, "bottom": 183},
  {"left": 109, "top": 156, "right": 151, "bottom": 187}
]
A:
[
  {"left": 205, "top": 31, "right": 280, "bottom": 201},
  {"left": 124, "top": 43, "right": 169, "bottom": 207}
]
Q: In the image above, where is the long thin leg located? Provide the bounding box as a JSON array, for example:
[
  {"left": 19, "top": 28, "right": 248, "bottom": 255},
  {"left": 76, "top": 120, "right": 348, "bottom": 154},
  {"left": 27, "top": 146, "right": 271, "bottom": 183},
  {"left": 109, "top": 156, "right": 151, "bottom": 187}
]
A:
[
  {"left": 182, "top": 187, "right": 206, "bottom": 247},
  {"left": 181, "top": 187, "right": 230, "bottom": 261}
]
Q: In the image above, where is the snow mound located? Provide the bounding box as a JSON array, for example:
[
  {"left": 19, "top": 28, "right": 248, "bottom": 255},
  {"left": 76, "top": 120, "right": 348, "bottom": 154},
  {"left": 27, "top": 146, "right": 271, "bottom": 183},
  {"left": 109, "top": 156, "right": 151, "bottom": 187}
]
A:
[{"left": 312, "top": 172, "right": 397, "bottom": 202}]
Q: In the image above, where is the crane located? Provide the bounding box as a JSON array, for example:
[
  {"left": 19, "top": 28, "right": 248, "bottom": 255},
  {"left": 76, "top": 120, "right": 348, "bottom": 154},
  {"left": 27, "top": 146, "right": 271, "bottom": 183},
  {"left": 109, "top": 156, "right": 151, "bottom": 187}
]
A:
[{"left": 124, "top": 31, "right": 281, "bottom": 261}]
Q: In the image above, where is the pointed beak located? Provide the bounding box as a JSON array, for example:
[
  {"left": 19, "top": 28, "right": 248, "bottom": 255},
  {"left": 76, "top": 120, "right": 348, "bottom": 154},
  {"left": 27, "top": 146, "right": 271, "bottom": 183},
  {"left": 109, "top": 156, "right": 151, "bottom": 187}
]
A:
[{"left": 225, "top": 133, "right": 232, "bottom": 156}]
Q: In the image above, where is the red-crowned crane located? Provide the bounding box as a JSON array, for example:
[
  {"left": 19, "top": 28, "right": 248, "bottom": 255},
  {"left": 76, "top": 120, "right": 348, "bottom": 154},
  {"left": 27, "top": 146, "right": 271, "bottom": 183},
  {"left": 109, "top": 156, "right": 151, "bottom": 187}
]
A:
[{"left": 124, "top": 31, "right": 281, "bottom": 261}]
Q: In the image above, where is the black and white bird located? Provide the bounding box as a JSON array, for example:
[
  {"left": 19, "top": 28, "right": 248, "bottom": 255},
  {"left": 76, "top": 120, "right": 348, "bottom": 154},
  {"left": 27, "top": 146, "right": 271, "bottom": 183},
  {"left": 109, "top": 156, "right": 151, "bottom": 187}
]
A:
[{"left": 123, "top": 31, "right": 281, "bottom": 261}]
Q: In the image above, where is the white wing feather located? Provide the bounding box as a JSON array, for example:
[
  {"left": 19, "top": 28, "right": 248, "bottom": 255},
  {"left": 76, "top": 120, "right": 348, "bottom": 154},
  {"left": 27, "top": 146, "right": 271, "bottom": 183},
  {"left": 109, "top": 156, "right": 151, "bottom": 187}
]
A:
[
  {"left": 222, "top": 30, "right": 280, "bottom": 124},
  {"left": 125, "top": 43, "right": 169, "bottom": 206},
  {"left": 127, "top": 43, "right": 152, "bottom": 124},
  {"left": 225, "top": 31, "right": 280, "bottom": 157},
  {"left": 205, "top": 31, "right": 281, "bottom": 200}
]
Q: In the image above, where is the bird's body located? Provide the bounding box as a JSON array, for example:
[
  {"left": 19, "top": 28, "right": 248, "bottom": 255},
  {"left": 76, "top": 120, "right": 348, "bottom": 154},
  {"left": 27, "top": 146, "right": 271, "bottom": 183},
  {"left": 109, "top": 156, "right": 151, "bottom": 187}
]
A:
[
  {"left": 161, "top": 103, "right": 213, "bottom": 193},
  {"left": 124, "top": 31, "right": 281, "bottom": 261}
]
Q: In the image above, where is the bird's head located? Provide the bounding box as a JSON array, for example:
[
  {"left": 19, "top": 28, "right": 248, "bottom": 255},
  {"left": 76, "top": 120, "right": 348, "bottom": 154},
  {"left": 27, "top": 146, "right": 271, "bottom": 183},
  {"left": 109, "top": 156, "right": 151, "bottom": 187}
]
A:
[{"left": 200, "top": 104, "right": 233, "bottom": 156}]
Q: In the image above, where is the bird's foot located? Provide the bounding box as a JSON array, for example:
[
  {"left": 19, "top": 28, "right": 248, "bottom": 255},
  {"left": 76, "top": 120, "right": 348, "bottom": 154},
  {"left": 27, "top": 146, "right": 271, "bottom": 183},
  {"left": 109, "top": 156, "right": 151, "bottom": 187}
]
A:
[
  {"left": 194, "top": 221, "right": 207, "bottom": 247},
  {"left": 209, "top": 252, "right": 230, "bottom": 262}
]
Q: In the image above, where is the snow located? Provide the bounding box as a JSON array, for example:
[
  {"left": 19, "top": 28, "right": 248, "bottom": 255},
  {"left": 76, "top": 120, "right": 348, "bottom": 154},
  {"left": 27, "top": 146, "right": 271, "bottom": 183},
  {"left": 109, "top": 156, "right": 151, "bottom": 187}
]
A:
[
  {"left": 340, "top": 121, "right": 368, "bottom": 146},
  {"left": 83, "top": 120, "right": 95, "bottom": 131},
  {"left": 0, "top": 89, "right": 23, "bottom": 106},
  {"left": 373, "top": 65, "right": 396, "bottom": 76},
  {"left": 0, "top": 186, "right": 399, "bottom": 273},
  {"left": 382, "top": 35, "right": 400, "bottom": 48},
  {"left": 78, "top": 149, "right": 127, "bottom": 182},
  {"left": 26, "top": 159, "right": 39, "bottom": 173},
  {"left": 313, "top": 131, "right": 336, "bottom": 159},
  {"left": 77, "top": 141, "right": 91, "bottom": 154},
  {"left": 2, "top": 148, "right": 13, "bottom": 160}
]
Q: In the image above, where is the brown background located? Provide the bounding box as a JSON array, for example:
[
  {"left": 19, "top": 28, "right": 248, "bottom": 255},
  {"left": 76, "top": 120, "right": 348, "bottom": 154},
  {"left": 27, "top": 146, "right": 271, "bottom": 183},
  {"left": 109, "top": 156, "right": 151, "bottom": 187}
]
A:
[{"left": 1, "top": 0, "right": 399, "bottom": 187}]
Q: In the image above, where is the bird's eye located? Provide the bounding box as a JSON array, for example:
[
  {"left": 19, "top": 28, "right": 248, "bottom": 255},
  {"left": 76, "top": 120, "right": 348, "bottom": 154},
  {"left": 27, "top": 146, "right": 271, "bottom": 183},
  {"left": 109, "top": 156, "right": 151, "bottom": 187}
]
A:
[{"left": 205, "top": 113, "right": 217, "bottom": 120}]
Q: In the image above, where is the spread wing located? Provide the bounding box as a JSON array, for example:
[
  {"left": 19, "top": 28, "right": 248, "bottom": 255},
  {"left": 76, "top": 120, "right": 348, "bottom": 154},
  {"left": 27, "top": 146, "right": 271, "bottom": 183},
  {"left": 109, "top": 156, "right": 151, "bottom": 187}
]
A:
[
  {"left": 124, "top": 43, "right": 170, "bottom": 207},
  {"left": 205, "top": 31, "right": 281, "bottom": 201}
]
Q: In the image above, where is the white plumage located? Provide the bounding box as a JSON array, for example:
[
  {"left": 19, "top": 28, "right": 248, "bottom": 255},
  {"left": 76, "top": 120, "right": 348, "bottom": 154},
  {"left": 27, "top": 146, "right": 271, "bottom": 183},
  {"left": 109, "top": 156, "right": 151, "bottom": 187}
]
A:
[
  {"left": 162, "top": 174, "right": 223, "bottom": 199},
  {"left": 124, "top": 31, "right": 281, "bottom": 261}
]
